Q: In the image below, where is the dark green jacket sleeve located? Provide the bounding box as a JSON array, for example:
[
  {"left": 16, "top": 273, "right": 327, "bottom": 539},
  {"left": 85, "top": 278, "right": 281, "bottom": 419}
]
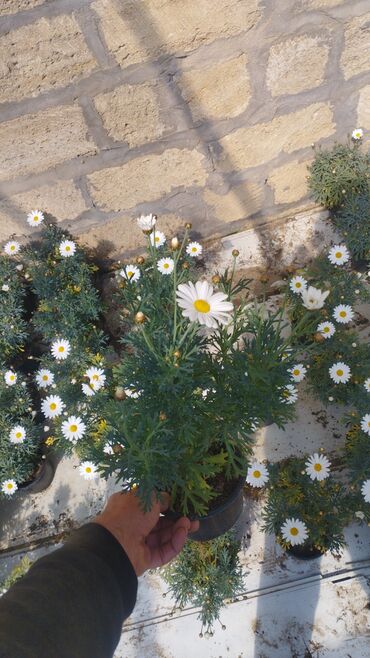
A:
[{"left": 0, "top": 522, "right": 138, "bottom": 658}]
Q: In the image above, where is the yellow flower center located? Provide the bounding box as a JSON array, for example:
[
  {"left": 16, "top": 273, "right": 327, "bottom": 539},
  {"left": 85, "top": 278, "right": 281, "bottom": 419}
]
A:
[
  {"left": 16, "top": 432, "right": 22, "bottom": 439},
  {"left": 58, "top": 346, "right": 65, "bottom": 352},
  {"left": 368, "top": 421, "right": 370, "bottom": 428},
  {"left": 155, "top": 236, "right": 160, "bottom": 243},
  {"left": 293, "top": 369, "right": 300, "bottom": 376},
  {"left": 42, "top": 375, "right": 48, "bottom": 381},
  {"left": 335, "top": 252, "right": 342, "bottom": 259},
  {"left": 339, "top": 311, "right": 346, "bottom": 318},
  {"left": 324, "top": 327, "right": 330, "bottom": 332},
  {"left": 163, "top": 263, "right": 169, "bottom": 269},
  {"left": 50, "top": 403, "right": 57, "bottom": 411},
  {"left": 65, "top": 246, "right": 71, "bottom": 252},
  {"left": 314, "top": 463, "right": 322, "bottom": 471},
  {"left": 7, "top": 483, "right": 13, "bottom": 489},
  {"left": 86, "top": 467, "right": 92, "bottom": 473},
  {"left": 295, "top": 282, "right": 301, "bottom": 288},
  {"left": 336, "top": 369, "right": 343, "bottom": 376},
  {"left": 191, "top": 247, "right": 197, "bottom": 252},
  {"left": 194, "top": 299, "right": 210, "bottom": 313},
  {"left": 253, "top": 470, "right": 261, "bottom": 478},
  {"left": 10, "top": 245, "right": 15, "bottom": 251},
  {"left": 92, "top": 375, "right": 99, "bottom": 381},
  {"left": 127, "top": 271, "right": 133, "bottom": 277},
  {"left": 10, "top": 375, "right": 15, "bottom": 381},
  {"left": 290, "top": 527, "right": 299, "bottom": 536},
  {"left": 70, "top": 424, "right": 78, "bottom": 432},
  {"left": 33, "top": 216, "right": 38, "bottom": 222}
]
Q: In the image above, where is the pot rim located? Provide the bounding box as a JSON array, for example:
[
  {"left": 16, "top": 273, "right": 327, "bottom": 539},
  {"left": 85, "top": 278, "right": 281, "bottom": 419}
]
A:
[{"left": 189, "top": 474, "right": 246, "bottom": 522}]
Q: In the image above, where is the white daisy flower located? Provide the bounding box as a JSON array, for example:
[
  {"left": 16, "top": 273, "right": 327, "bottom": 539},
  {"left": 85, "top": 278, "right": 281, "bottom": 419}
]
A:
[
  {"left": 85, "top": 367, "right": 106, "bottom": 390},
  {"left": 305, "top": 453, "right": 331, "bottom": 481},
  {"left": 361, "top": 479, "right": 370, "bottom": 503},
  {"left": 2, "top": 284, "right": 9, "bottom": 292},
  {"left": 119, "top": 264, "right": 141, "bottom": 282},
  {"left": 1, "top": 479, "right": 18, "bottom": 496},
  {"left": 281, "top": 518, "right": 308, "bottom": 546},
  {"left": 9, "top": 425, "right": 26, "bottom": 444},
  {"left": 360, "top": 414, "right": 370, "bottom": 436},
  {"left": 124, "top": 387, "right": 141, "bottom": 399},
  {"left": 150, "top": 230, "right": 166, "bottom": 248},
  {"left": 27, "top": 210, "right": 44, "bottom": 227},
  {"left": 246, "top": 462, "right": 269, "bottom": 488},
  {"left": 363, "top": 378, "right": 370, "bottom": 392},
  {"left": 282, "top": 384, "right": 298, "bottom": 404},
  {"left": 4, "top": 241, "right": 20, "bottom": 256},
  {"left": 186, "top": 241, "right": 203, "bottom": 258},
  {"left": 35, "top": 369, "right": 54, "bottom": 389},
  {"left": 157, "top": 257, "right": 175, "bottom": 275},
  {"left": 41, "top": 395, "right": 65, "bottom": 419},
  {"left": 59, "top": 240, "right": 76, "bottom": 258},
  {"left": 289, "top": 364, "right": 307, "bottom": 383},
  {"left": 317, "top": 321, "right": 336, "bottom": 338},
  {"left": 328, "top": 244, "right": 350, "bottom": 266},
  {"left": 51, "top": 339, "right": 71, "bottom": 360},
  {"left": 103, "top": 443, "right": 114, "bottom": 455},
  {"left": 176, "top": 280, "right": 233, "bottom": 329},
  {"left": 301, "top": 286, "right": 329, "bottom": 310},
  {"left": 137, "top": 213, "right": 156, "bottom": 233},
  {"left": 333, "top": 304, "right": 354, "bottom": 324},
  {"left": 82, "top": 383, "right": 96, "bottom": 397},
  {"left": 329, "top": 362, "right": 351, "bottom": 384},
  {"left": 79, "top": 461, "right": 97, "bottom": 480},
  {"left": 61, "top": 416, "right": 86, "bottom": 443},
  {"left": 4, "top": 371, "right": 17, "bottom": 386},
  {"left": 352, "top": 128, "right": 363, "bottom": 141},
  {"left": 289, "top": 276, "right": 307, "bottom": 294}
]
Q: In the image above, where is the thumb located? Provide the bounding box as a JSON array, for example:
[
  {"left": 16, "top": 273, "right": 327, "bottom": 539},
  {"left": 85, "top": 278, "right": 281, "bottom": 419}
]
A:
[{"left": 171, "top": 519, "right": 191, "bottom": 554}]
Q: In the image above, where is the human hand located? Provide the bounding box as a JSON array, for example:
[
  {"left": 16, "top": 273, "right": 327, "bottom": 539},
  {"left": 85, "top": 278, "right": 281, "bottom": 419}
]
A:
[{"left": 93, "top": 490, "right": 199, "bottom": 576}]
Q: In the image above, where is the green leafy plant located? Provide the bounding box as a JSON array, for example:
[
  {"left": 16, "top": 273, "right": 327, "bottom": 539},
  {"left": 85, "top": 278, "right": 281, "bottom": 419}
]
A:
[
  {"left": 333, "top": 192, "right": 370, "bottom": 262},
  {"left": 97, "top": 221, "right": 299, "bottom": 516},
  {"left": 308, "top": 141, "right": 369, "bottom": 209},
  {"left": 162, "top": 532, "right": 244, "bottom": 635},
  {"left": 263, "top": 457, "right": 349, "bottom": 555},
  {"left": 0, "top": 257, "right": 28, "bottom": 359}
]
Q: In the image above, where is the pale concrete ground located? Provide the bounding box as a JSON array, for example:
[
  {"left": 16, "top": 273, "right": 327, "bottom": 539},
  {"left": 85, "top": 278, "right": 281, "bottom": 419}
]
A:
[{"left": 1, "top": 387, "right": 369, "bottom": 658}]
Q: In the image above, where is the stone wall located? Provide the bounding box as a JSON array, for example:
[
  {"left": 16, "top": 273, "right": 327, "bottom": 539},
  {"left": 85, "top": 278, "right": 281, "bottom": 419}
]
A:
[{"left": 0, "top": 0, "right": 369, "bottom": 257}]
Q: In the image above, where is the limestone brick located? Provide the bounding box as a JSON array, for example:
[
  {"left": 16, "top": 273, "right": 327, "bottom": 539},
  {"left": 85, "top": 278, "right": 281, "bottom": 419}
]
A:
[
  {"left": 0, "top": 0, "right": 44, "bottom": 14},
  {"left": 268, "top": 160, "right": 311, "bottom": 204},
  {"left": 0, "top": 105, "right": 96, "bottom": 182},
  {"left": 91, "top": 0, "right": 261, "bottom": 67},
  {"left": 0, "top": 15, "right": 96, "bottom": 103},
  {"left": 179, "top": 55, "right": 250, "bottom": 121},
  {"left": 217, "top": 102, "right": 334, "bottom": 172},
  {"left": 77, "top": 213, "right": 185, "bottom": 255},
  {"left": 341, "top": 13, "right": 370, "bottom": 80},
  {"left": 266, "top": 35, "right": 329, "bottom": 97},
  {"left": 0, "top": 181, "right": 88, "bottom": 226},
  {"left": 87, "top": 148, "right": 207, "bottom": 211},
  {"left": 94, "top": 83, "right": 164, "bottom": 147},
  {"left": 203, "top": 181, "right": 263, "bottom": 223},
  {"left": 357, "top": 85, "right": 370, "bottom": 130}
]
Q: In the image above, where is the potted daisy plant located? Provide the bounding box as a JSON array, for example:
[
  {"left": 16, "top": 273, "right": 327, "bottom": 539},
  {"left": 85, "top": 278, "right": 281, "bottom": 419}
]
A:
[
  {"left": 262, "top": 454, "right": 349, "bottom": 558},
  {"left": 91, "top": 214, "right": 300, "bottom": 541}
]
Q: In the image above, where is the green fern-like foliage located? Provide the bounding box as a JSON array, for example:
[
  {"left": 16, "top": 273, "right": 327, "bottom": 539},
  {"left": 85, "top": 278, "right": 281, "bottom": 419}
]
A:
[
  {"left": 0, "top": 371, "right": 42, "bottom": 491},
  {"left": 0, "top": 257, "right": 28, "bottom": 359},
  {"left": 263, "top": 458, "right": 349, "bottom": 554},
  {"left": 98, "top": 228, "right": 299, "bottom": 516},
  {"left": 308, "top": 142, "right": 369, "bottom": 209},
  {"left": 332, "top": 192, "right": 370, "bottom": 261},
  {"left": 162, "top": 532, "right": 244, "bottom": 635},
  {"left": 26, "top": 223, "right": 104, "bottom": 351}
]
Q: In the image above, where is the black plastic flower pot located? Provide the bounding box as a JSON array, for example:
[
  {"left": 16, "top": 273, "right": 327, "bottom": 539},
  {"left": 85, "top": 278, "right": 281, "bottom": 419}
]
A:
[
  {"left": 19, "top": 454, "right": 55, "bottom": 494},
  {"left": 286, "top": 543, "right": 325, "bottom": 560},
  {"left": 166, "top": 476, "right": 246, "bottom": 542}
]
